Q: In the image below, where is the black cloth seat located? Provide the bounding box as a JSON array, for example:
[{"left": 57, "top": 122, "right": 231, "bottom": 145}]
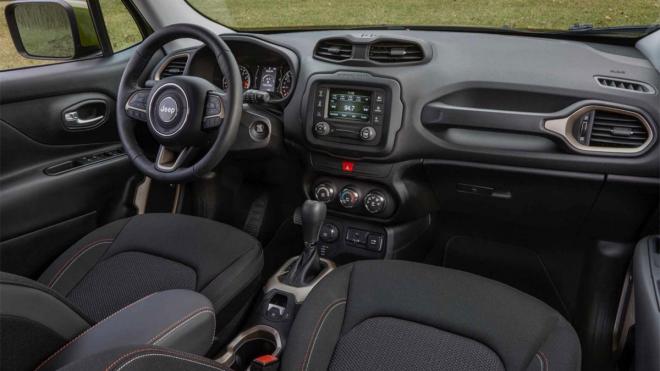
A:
[
  {"left": 0, "top": 213, "right": 263, "bottom": 370},
  {"left": 38, "top": 213, "right": 263, "bottom": 323},
  {"left": 281, "top": 260, "right": 581, "bottom": 371}
]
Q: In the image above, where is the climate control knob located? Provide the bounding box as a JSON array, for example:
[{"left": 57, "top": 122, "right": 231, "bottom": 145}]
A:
[
  {"left": 339, "top": 187, "right": 360, "bottom": 209},
  {"left": 314, "top": 183, "right": 335, "bottom": 203},
  {"left": 364, "top": 191, "right": 387, "bottom": 214}
]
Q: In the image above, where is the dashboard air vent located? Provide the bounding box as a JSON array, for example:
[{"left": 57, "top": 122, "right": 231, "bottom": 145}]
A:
[
  {"left": 368, "top": 41, "right": 424, "bottom": 63},
  {"left": 588, "top": 110, "right": 650, "bottom": 148},
  {"left": 157, "top": 55, "right": 189, "bottom": 79},
  {"left": 595, "top": 76, "right": 655, "bottom": 94},
  {"left": 314, "top": 39, "right": 354, "bottom": 61}
]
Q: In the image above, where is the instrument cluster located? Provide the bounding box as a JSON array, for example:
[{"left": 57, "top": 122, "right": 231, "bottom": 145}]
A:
[{"left": 188, "top": 38, "right": 296, "bottom": 102}]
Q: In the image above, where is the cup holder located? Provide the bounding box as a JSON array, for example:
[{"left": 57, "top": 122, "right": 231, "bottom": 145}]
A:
[{"left": 216, "top": 325, "right": 282, "bottom": 370}]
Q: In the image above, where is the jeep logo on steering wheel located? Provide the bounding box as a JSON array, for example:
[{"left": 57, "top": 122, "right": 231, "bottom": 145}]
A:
[{"left": 158, "top": 97, "right": 178, "bottom": 123}]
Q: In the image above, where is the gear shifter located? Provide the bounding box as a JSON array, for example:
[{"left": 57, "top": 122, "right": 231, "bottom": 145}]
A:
[{"left": 282, "top": 200, "right": 327, "bottom": 287}]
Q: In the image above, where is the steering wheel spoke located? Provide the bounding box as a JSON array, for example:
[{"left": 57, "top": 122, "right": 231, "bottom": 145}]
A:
[
  {"left": 125, "top": 88, "right": 152, "bottom": 122},
  {"left": 155, "top": 145, "right": 192, "bottom": 172},
  {"left": 202, "top": 91, "right": 226, "bottom": 130}
]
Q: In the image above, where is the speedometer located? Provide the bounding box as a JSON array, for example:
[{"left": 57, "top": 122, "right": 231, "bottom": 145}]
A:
[
  {"left": 222, "top": 65, "right": 251, "bottom": 90},
  {"left": 278, "top": 70, "right": 293, "bottom": 98}
]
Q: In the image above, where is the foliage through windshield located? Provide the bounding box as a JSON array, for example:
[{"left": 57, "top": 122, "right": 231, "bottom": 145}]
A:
[{"left": 188, "top": 0, "right": 659, "bottom": 35}]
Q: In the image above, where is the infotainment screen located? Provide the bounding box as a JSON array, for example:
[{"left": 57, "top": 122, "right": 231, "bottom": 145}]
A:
[{"left": 327, "top": 89, "right": 371, "bottom": 122}]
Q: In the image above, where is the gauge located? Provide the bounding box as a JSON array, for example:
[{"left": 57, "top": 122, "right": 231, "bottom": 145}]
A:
[
  {"left": 222, "top": 65, "right": 251, "bottom": 90},
  {"left": 278, "top": 70, "right": 293, "bottom": 98}
]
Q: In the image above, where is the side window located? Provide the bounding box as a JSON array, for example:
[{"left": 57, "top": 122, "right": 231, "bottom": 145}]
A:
[
  {"left": 98, "top": 0, "right": 143, "bottom": 52},
  {"left": 0, "top": 0, "right": 143, "bottom": 72}
]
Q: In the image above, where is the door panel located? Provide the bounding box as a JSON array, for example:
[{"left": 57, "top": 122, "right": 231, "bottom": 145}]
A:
[{"left": 0, "top": 49, "right": 148, "bottom": 278}]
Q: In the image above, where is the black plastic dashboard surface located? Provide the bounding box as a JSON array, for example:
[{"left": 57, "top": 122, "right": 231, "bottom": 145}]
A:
[{"left": 163, "top": 30, "right": 659, "bottom": 178}]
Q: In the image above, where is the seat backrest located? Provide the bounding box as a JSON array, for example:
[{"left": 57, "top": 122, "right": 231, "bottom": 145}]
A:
[{"left": 0, "top": 272, "right": 91, "bottom": 371}]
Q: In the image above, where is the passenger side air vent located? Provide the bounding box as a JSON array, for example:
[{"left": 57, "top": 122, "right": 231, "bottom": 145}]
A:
[
  {"left": 157, "top": 54, "right": 189, "bottom": 80},
  {"left": 595, "top": 76, "right": 655, "bottom": 94},
  {"left": 588, "top": 110, "right": 650, "bottom": 148},
  {"left": 368, "top": 41, "right": 424, "bottom": 63},
  {"left": 314, "top": 39, "right": 354, "bottom": 61},
  {"left": 544, "top": 105, "right": 654, "bottom": 154}
]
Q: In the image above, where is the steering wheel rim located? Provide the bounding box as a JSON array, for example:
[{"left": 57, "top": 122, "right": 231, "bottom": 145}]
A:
[{"left": 117, "top": 23, "right": 243, "bottom": 183}]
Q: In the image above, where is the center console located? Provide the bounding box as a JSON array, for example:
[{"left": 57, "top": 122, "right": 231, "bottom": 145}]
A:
[{"left": 303, "top": 72, "right": 403, "bottom": 156}]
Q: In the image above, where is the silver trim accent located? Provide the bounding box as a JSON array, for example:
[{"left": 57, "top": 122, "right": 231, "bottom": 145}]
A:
[
  {"left": 216, "top": 325, "right": 283, "bottom": 365},
  {"left": 154, "top": 53, "right": 189, "bottom": 81},
  {"left": 155, "top": 145, "right": 189, "bottom": 172},
  {"left": 133, "top": 177, "right": 151, "bottom": 215},
  {"left": 147, "top": 83, "right": 190, "bottom": 138},
  {"left": 544, "top": 105, "right": 654, "bottom": 154},
  {"left": 594, "top": 76, "right": 656, "bottom": 95},
  {"left": 125, "top": 104, "right": 146, "bottom": 113},
  {"left": 263, "top": 257, "right": 336, "bottom": 304}
]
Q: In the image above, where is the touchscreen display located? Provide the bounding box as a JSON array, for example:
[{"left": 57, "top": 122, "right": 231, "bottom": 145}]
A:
[{"left": 327, "top": 89, "right": 371, "bottom": 122}]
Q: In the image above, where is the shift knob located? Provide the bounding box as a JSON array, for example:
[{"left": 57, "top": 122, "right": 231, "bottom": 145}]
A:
[{"left": 302, "top": 200, "right": 327, "bottom": 246}]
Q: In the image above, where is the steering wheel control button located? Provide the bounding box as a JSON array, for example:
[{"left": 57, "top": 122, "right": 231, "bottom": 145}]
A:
[
  {"left": 127, "top": 90, "right": 149, "bottom": 110},
  {"left": 314, "top": 121, "right": 331, "bottom": 136},
  {"left": 360, "top": 126, "right": 376, "bottom": 141},
  {"left": 204, "top": 94, "right": 223, "bottom": 116},
  {"left": 319, "top": 223, "right": 339, "bottom": 243},
  {"left": 314, "top": 183, "right": 335, "bottom": 202},
  {"left": 126, "top": 90, "right": 150, "bottom": 121},
  {"left": 249, "top": 121, "right": 269, "bottom": 141},
  {"left": 364, "top": 191, "right": 387, "bottom": 214},
  {"left": 126, "top": 108, "right": 147, "bottom": 121},
  {"left": 203, "top": 93, "right": 225, "bottom": 130},
  {"left": 339, "top": 187, "right": 360, "bottom": 209}
]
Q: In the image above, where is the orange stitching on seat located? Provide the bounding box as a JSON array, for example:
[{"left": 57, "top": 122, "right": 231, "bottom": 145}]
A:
[
  {"left": 47, "top": 239, "right": 114, "bottom": 287},
  {"left": 113, "top": 353, "right": 225, "bottom": 371},
  {"left": 34, "top": 293, "right": 158, "bottom": 371},
  {"left": 539, "top": 351, "right": 549, "bottom": 371},
  {"left": 148, "top": 307, "right": 215, "bottom": 345},
  {"left": 104, "top": 347, "right": 226, "bottom": 371},
  {"left": 300, "top": 298, "right": 347, "bottom": 371}
]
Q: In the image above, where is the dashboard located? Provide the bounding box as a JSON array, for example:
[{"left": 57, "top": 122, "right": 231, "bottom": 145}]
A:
[{"left": 152, "top": 31, "right": 660, "bottom": 180}]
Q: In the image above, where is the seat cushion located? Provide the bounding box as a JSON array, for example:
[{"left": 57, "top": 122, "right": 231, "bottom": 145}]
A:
[
  {"left": 38, "top": 213, "right": 263, "bottom": 324},
  {"left": 281, "top": 260, "right": 581, "bottom": 371}
]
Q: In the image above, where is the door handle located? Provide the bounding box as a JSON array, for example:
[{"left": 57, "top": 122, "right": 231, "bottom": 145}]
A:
[
  {"left": 62, "top": 99, "right": 108, "bottom": 131},
  {"left": 64, "top": 111, "right": 104, "bottom": 126}
]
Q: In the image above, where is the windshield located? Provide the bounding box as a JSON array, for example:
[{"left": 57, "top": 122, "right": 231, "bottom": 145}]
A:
[{"left": 187, "top": 0, "right": 659, "bottom": 36}]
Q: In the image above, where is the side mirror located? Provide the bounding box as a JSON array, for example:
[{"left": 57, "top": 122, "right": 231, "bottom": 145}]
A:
[{"left": 4, "top": 0, "right": 101, "bottom": 60}]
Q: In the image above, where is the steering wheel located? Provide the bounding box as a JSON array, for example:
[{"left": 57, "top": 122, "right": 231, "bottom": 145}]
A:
[{"left": 117, "top": 24, "right": 242, "bottom": 183}]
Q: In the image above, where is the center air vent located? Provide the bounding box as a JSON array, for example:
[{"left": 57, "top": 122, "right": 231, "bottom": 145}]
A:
[
  {"left": 314, "top": 39, "right": 354, "bottom": 61},
  {"left": 368, "top": 41, "right": 424, "bottom": 63},
  {"left": 156, "top": 54, "right": 189, "bottom": 80},
  {"left": 588, "top": 110, "right": 650, "bottom": 148}
]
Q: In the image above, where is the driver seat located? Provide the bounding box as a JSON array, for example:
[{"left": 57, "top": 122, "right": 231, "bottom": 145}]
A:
[{"left": 0, "top": 213, "right": 263, "bottom": 370}]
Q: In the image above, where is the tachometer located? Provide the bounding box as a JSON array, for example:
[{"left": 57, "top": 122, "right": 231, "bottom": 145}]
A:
[
  {"left": 222, "top": 65, "right": 251, "bottom": 90},
  {"left": 278, "top": 70, "right": 293, "bottom": 98}
]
